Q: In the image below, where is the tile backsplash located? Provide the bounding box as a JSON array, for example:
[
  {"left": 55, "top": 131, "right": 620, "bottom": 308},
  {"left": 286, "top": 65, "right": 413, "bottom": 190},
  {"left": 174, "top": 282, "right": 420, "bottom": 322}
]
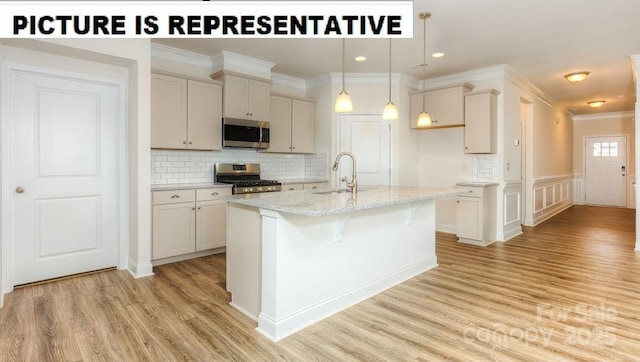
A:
[
  {"left": 151, "top": 149, "right": 327, "bottom": 185},
  {"left": 473, "top": 154, "right": 498, "bottom": 181}
]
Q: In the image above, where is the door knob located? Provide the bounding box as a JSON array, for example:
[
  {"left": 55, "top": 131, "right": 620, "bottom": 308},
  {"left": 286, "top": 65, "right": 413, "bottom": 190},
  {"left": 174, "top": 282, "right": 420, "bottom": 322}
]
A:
[{"left": 15, "top": 186, "right": 25, "bottom": 194}]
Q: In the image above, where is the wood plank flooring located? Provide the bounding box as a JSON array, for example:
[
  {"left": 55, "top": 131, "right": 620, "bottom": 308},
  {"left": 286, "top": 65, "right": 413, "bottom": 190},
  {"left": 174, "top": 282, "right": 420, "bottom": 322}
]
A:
[{"left": 1, "top": 205, "right": 638, "bottom": 361}]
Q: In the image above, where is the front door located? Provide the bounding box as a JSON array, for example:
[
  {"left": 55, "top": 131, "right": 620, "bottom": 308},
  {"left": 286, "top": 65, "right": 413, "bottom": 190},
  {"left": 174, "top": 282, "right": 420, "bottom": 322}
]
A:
[
  {"left": 9, "top": 67, "right": 119, "bottom": 285},
  {"left": 338, "top": 114, "right": 390, "bottom": 186},
  {"left": 585, "top": 136, "right": 627, "bottom": 207}
]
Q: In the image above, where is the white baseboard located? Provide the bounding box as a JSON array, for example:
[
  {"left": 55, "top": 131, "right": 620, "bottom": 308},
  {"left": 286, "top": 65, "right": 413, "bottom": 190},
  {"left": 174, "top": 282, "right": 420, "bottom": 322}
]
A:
[
  {"left": 127, "top": 258, "right": 154, "bottom": 279},
  {"left": 502, "top": 225, "right": 523, "bottom": 241},
  {"left": 436, "top": 223, "right": 457, "bottom": 234},
  {"left": 255, "top": 256, "right": 438, "bottom": 342}
]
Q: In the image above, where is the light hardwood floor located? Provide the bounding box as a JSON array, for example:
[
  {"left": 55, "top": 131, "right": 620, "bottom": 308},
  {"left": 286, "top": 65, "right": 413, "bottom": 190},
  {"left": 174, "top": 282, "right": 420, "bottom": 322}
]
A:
[{"left": 1, "top": 205, "right": 639, "bottom": 361}]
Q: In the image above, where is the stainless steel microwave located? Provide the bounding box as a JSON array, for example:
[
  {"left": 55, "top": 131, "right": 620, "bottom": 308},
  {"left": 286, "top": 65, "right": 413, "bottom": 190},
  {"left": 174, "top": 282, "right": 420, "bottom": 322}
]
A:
[{"left": 222, "top": 118, "right": 270, "bottom": 149}]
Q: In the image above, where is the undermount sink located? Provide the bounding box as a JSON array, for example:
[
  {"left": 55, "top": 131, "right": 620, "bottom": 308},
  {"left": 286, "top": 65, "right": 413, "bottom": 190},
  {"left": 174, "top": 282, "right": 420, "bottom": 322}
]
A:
[{"left": 312, "top": 189, "right": 366, "bottom": 195}]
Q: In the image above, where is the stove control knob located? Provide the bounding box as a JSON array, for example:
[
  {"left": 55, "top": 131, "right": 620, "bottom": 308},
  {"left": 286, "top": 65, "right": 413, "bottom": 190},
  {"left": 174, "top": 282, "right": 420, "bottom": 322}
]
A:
[
  {"left": 243, "top": 187, "right": 250, "bottom": 193},
  {"left": 257, "top": 187, "right": 263, "bottom": 192}
]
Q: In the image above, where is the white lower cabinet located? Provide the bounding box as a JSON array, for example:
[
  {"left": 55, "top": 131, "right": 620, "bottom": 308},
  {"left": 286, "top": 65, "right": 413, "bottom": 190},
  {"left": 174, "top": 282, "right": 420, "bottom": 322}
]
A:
[
  {"left": 282, "top": 182, "right": 328, "bottom": 191},
  {"left": 456, "top": 184, "right": 497, "bottom": 246},
  {"left": 152, "top": 187, "right": 231, "bottom": 261}
]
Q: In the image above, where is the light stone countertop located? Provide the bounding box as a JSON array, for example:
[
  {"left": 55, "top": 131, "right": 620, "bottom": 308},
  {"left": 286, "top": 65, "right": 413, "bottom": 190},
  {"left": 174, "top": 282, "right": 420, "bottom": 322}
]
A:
[
  {"left": 224, "top": 186, "right": 467, "bottom": 216},
  {"left": 279, "top": 179, "right": 329, "bottom": 185},
  {"left": 455, "top": 181, "right": 500, "bottom": 187},
  {"left": 151, "top": 183, "right": 233, "bottom": 192}
]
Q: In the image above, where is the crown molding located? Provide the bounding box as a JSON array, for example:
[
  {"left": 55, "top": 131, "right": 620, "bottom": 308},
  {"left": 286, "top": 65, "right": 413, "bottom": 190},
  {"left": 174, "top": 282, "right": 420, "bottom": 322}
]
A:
[
  {"left": 272, "top": 72, "right": 306, "bottom": 92},
  {"left": 306, "top": 72, "right": 399, "bottom": 89},
  {"left": 211, "top": 50, "right": 275, "bottom": 80},
  {"left": 573, "top": 111, "right": 636, "bottom": 122},
  {"left": 150, "top": 43, "right": 212, "bottom": 69},
  {"left": 503, "top": 64, "right": 572, "bottom": 117},
  {"left": 421, "top": 65, "right": 506, "bottom": 89}
]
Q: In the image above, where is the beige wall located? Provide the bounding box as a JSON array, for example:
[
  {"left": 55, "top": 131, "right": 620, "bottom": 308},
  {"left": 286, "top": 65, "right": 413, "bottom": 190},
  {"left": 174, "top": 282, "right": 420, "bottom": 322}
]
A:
[
  {"left": 532, "top": 101, "right": 573, "bottom": 179},
  {"left": 573, "top": 114, "right": 635, "bottom": 176}
]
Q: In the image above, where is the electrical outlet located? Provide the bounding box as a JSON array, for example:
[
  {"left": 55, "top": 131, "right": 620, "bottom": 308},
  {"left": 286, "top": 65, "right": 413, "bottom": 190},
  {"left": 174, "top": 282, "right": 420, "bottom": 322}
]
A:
[
  {"left": 462, "top": 162, "right": 468, "bottom": 171},
  {"left": 506, "top": 162, "right": 511, "bottom": 171}
]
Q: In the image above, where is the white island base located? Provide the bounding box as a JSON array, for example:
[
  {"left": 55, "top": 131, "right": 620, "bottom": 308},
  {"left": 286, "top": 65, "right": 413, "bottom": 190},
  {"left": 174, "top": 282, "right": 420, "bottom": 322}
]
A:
[{"left": 226, "top": 194, "right": 440, "bottom": 342}]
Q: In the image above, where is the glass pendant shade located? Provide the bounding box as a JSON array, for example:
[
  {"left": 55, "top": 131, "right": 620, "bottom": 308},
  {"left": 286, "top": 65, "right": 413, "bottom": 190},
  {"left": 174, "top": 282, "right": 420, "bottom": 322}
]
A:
[
  {"left": 382, "top": 101, "right": 398, "bottom": 120},
  {"left": 335, "top": 90, "right": 353, "bottom": 112},
  {"left": 417, "top": 110, "right": 432, "bottom": 127}
]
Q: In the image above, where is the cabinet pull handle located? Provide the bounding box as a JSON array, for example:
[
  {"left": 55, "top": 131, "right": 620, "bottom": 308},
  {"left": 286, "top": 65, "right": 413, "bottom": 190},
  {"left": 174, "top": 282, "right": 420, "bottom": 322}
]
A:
[
  {"left": 188, "top": 141, "right": 192, "bottom": 145},
  {"left": 170, "top": 195, "right": 180, "bottom": 199},
  {"left": 192, "top": 207, "right": 196, "bottom": 211},
  {"left": 197, "top": 207, "right": 201, "bottom": 210},
  {"left": 288, "top": 187, "right": 295, "bottom": 191},
  {"left": 182, "top": 141, "right": 187, "bottom": 144},
  {"left": 312, "top": 186, "right": 318, "bottom": 189},
  {"left": 211, "top": 192, "right": 219, "bottom": 196}
]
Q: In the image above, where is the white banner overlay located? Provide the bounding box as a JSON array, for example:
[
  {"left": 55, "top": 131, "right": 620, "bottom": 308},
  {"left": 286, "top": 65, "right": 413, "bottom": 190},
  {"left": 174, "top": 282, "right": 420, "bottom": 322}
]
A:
[{"left": 0, "top": 1, "right": 414, "bottom": 38}]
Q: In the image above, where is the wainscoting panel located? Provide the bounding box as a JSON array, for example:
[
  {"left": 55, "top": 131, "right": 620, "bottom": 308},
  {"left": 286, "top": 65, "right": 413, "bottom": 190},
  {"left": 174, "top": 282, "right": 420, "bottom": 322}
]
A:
[
  {"left": 531, "top": 175, "right": 574, "bottom": 226},
  {"left": 573, "top": 175, "right": 584, "bottom": 205},
  {"left": 503, "top": 181, "right": 522, "bottom": 241}
]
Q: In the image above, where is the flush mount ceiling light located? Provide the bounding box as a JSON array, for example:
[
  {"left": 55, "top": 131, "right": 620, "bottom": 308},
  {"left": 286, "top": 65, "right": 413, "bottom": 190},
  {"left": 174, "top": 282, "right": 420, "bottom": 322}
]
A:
[
  {"left": 335, "top": 38, "right": 353, "bottom": 113},
  {"left": 587, "top": 100, "right": 606, "bottom": 108},
  {"left": 382, "top": 38, "right": 398, "bottom": 120},
  {"left": 417, "top": 11, "right": 432, "bottom": 127},
  {"left": 431, "top": 52, "right": 444, "bottom": 58},
  {"left": 354, "top": 56, "right": 366, "bottom": 62},
  {"left": 564, "top": 71, "right": 590, "bottom": 84}
]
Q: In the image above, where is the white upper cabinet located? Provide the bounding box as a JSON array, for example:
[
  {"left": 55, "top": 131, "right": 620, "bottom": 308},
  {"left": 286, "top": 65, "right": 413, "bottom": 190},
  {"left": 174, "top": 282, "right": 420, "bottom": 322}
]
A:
[
  {"left": 151, "top": 73, "right": 222, "bottom": 150},
  {"left": 265, "top": 94, "right": 315, "bottom": 154},
  {"left": 217, "top": 73, "right": 271, "bottom": 121},
  {"left": 464, "top": 89, "right": 499, "bottom": 154},
  {"left": 410, "top": 83, "right": 473, "bottom": 129}
]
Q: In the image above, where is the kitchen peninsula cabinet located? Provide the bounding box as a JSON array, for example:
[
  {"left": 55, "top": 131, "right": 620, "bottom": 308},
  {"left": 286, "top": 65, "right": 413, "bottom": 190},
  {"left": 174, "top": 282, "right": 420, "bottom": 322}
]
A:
[
  {"left": 464, "top": 89, "right": 499, "bottom": 154},
  {"left": 410, "top": 83, "right": 473, "bottom": 129},
  {"left": 267, "top": 94, "right": 315, "bottom": 153},
  {"left": 214, "top": 73, "right": 270, "bottom": 121},
  {"left": 151, "top": 73, "right": 222, "bottom": 150},
  {"left": 152, "top": 186, "right": 231, "bottom": 263}
]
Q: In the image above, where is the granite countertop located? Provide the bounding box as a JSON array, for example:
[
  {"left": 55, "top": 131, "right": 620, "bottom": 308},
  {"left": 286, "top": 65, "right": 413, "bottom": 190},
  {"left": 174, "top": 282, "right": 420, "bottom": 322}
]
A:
[
  {"left": 151, "top": 182, "right": 233, "bottom": 191},
  {"left": 224, "top": 186, "right": 466, "bottom": 216},
  {"left": 455, "top": 181, "right": 500, "bottom": 187}
]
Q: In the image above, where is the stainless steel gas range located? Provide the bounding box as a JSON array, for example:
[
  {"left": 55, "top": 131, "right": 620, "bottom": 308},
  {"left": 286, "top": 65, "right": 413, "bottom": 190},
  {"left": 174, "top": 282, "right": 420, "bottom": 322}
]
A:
[{"left": 214, "top": 163, "right": 282, "bottom": 194}]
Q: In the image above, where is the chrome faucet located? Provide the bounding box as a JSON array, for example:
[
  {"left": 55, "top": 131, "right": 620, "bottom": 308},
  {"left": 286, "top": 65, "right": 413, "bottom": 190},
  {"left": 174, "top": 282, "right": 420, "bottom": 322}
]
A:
[{"left": 332, "top": 152, "right": 357, "bottom": 196}]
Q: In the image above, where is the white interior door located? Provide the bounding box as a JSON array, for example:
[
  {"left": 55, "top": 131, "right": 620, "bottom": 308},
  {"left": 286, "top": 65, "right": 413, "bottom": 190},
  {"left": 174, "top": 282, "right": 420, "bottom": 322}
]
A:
[
  {"left": 338, "top": 114, "right": 390, "bottom": 186},
  {"left": 585, "top": 136, "right": 627, "bottom": 207},
  {"left": 10, "top": 68, "right": 119, "bottom": 285}
]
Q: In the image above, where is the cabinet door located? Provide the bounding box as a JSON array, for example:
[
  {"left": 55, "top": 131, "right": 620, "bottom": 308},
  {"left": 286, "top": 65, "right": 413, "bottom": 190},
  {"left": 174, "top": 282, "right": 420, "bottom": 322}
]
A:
[
  {"left": 291, "top": 99, "right": 315, "bottom": 153},
  {"left": 222, "top": 75, "right": 249, "bottom": 119},
  {"left": 456, "top": 197, "right": 483, "bottom": 240},
  {"left": 248, "top": 80, "right": 270, "bottom": 120},
  {"left": 187, "top": 80, "right": 222, "bottom": 150},
  {"left": 196, "top": 201, "right": 227, "bottom": 251},
  {"left": 464, "top": 92, "right": 497, "bottom": 154},
  {"left": 152, "top": 203, "right": 196, "bottom": 259},
  {"left": 434, "top": 87, "right": 465, "bottom": 127},
  {"left": 266, "top": 95, "right": 292, "bottom": 153},
  {"left": 151, "top": 74, "right": 187, "bottom": 149}
]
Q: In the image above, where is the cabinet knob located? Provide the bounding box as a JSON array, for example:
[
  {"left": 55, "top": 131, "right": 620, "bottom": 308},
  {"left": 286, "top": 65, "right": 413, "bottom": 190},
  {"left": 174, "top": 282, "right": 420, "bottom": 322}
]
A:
[
  {"left": 292, "top": 146, "right": 296, "bottom": 150},
  {"left": 211, "top": 192, "right": 219, "bottom": 196},
  {"left": 312, "top": 186, "right": 318, "bottom": 190},
  {"left": 170, "top": 195, "right": 180, "bottom": 199},
  {"left": 183, "top": 141, "right": 187, "bottom": 145},
  {"left": 188, "top": 141, "right": 192, "bottom": 145},
  {"left": 197, "top": 206, "right": 201, "bottom": 210},
  {"left": 288, "top": 187, "right": 295, "bottom": 191},
  {"left": 192, "top": 207, "right": 196, "bottom": 211}
]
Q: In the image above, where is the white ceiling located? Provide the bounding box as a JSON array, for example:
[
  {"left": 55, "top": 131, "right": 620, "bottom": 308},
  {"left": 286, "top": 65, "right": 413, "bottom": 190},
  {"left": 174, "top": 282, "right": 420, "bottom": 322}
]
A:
[{"left": 154, "top": 0, "right": 640, "bottom": 116}]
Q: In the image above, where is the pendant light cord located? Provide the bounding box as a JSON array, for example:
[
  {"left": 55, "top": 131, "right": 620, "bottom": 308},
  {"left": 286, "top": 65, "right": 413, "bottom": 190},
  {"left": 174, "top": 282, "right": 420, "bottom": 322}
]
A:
[
  {"left": 388, "top": 38, "right": 392, "bottom": 102},
  {"left": 342, "top": 38, "right": 346, "bottom": 92},
  {"left": 422, "top": 14, "right": 426, "bottom": 110}
]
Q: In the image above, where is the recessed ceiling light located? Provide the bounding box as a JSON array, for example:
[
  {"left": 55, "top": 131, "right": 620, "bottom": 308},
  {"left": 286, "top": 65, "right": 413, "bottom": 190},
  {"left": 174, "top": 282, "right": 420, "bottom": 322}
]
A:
[
  {"left": 354, "top": 56, "right": 366, "bottom": 62},
  {"left": 587, "top": 100, "right": 606, "bottom": 108},
  {"left": 617, "top": 94, "right": 625, "bottom": 98},
  {"left": 431, "top": 52, "right": 444, "bottom": 58}
]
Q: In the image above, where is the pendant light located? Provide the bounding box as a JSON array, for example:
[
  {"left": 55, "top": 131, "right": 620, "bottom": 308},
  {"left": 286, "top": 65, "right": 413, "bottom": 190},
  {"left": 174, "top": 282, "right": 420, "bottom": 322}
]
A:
[
  {"left": 335, "top": 38, "right": 353, "bottom": 112},
  {"left": 382, "top": 38, "right": 399, "bottom": 120},
  {"left": 417, "top": 12, "right": 432, "bottom": 127}
]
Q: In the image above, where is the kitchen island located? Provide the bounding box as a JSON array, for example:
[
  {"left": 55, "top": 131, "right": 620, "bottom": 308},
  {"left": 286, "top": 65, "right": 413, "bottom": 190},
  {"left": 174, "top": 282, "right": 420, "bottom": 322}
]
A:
[{"left": 225, "top": 186, "right": 466, "bottom": 341}]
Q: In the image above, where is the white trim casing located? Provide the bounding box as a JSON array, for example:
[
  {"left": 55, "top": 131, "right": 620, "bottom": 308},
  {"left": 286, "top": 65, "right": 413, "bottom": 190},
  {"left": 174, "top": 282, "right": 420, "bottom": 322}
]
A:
[{"left": 503, "top": 180, "right": 523, "bottom": 241}]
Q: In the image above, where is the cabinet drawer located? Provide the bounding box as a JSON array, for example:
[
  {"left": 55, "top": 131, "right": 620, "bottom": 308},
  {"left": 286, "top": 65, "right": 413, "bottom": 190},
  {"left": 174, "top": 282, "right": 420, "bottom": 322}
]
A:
[
  {"left": 153, "top": 189, "right": 196, "bottom": 205},
  {"left": 283, "top": 183, "right": 304, "bottom": 191},
  {"left": 197, "top": 187, "right": 232, "bottom": 201},
  {"left": 304, "top": 182, "right": 328, "bottom": 191},
  {"left": 458, "top": 186, "right": 485, "bottom": 198}
]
